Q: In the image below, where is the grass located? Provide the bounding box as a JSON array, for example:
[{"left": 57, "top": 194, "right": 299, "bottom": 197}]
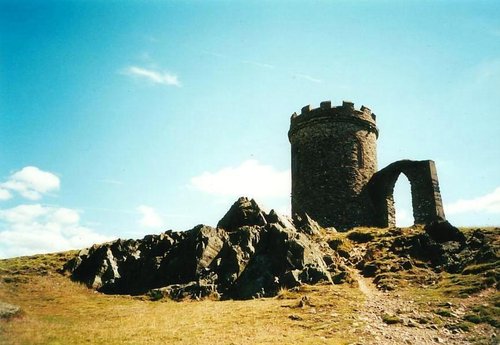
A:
[
  {"left": 381, "top": 313, "right": 401, "bottom": 324},
  {"left": 446, "top": 321, "right": 474, "bottom": 332},
  {"left": 0, "top": 253, "right": 362, "bottom": 345},
  {"left": 465, "top": 299, "right": 500, "bottom": 328},
  {"left": 1, "top": 226, "right": 498, "bottom": 344},
  {"left": 434, "top": 308, "right": 452, "bottom": 317}
]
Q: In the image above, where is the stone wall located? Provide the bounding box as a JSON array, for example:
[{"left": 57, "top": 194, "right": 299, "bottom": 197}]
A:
[
  {"left": 367, "top": 160, "right": 446, "bottom": 227},
  {"left": 289, "top": 101, "right": 378, "bottom": 230}
]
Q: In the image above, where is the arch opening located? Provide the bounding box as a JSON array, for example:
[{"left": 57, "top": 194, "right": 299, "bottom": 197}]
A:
[{"left": 393, "top": 174, "right": 414, "bottom": 227}]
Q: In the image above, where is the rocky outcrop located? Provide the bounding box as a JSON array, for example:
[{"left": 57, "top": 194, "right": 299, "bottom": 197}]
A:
[
  {"left": 217, "top": 197, "right": 268, "bottom": 231},
  {"left": 346, "top": 225, "right": 499, "bottom": 291},
  {"left": 65, "top": 197, "right": 347, "bottom": 300}
]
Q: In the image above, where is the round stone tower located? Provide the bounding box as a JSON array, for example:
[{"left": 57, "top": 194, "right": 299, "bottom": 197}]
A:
[{"left": 288, "top": 100, "right": 379, "bottom": 230}]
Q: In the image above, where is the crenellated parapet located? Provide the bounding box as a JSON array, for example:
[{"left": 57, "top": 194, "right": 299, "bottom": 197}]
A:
[{"left": 289, "top": 100, "right": 378, "bottom": 139}]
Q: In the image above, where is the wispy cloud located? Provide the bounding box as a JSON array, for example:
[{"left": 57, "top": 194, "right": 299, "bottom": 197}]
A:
[
  {"left": 202, "top": 50, "right": 276, "bottom": 70},
  {"left": 0, "top": 204, "right": 112, "bottom": 259},
  {"left": 202, "top": 49, "right": 322, "bottom": 83},
  {"left": 292, "top": 73, "right": 322, "bottom": 83},
  {"left": 446, "top": 187, "right": 500, "bottom": 215},
  {"left": 1, "top": 166, "right": 60, "bottom": 201},
  {"left": 137, "top": 205, "right": 164, "bottom": 228},
  {"left": 189, "top": 159, "right": 290, "bottom": 201},
  {"left": 122, "top": 66, "right": 181, "bottom": 87}
]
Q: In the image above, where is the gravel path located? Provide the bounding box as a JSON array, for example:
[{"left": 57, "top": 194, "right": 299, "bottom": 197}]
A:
[{"left": 351, "top": 272, "right": 470, "bottom": 345}]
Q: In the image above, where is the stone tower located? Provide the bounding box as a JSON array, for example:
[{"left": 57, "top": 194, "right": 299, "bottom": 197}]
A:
[{"left": 288, "top": 101, "right": 379, "bottom": 230}]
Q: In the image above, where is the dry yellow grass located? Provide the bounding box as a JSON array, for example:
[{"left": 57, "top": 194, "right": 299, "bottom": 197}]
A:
[
  {"left": 0, "top": 253, "right": 361, "bottom": 345},
  {"left": 4, "top": 227, "right": 496, "bottom": 344}
]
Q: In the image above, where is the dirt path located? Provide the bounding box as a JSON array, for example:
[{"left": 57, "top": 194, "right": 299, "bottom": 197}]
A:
[{"left": 351, "top": 271, "right": 470, "bottom": 345}]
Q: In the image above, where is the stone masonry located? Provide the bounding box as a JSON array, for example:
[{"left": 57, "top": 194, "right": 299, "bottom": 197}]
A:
[
  {"left": 367, "top": 160, "right": 446, "bottom": 228},
  {"left": 289, "top": 100, "right": 446, "bottom": 230}
]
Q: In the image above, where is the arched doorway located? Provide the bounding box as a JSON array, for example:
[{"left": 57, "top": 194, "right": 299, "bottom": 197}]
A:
[
  {"left": 367, "top": 160, "right": 446, "bottom": 228},
  {"left": 393, "top": 174, "right": 413, "bottom": 227}
]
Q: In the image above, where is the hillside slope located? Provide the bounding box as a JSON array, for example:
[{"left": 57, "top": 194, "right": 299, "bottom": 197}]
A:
[{"left": 0, "top": 199, "right": 498, "bottom": 344}]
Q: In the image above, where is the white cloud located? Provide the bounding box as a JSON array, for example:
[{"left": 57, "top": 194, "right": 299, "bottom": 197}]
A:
[
  {"left": 1, "top": 166, "right": 60, "bottom": 200},
  {"left": 122, "top": 66, "right": 181, "bottom": 87},
  {"left": 0, "top": 187, "right": 12, "bottom": 201},
  {"left": 50, "top": 207, "right": 80, "bottom": 224},
  {"left": 0, "top": 204, "right": 48, "bottom": 223},
  {"left": 0, "top": 204, "right": 112, "bottom": 259},
  {"left": 189, "top": 159, "right": 291, "bottom": 201},
  {"left": 446, "top": 187, "right": 500, "bottom": 215},
  {"left": 137, "top": 205, "right": 164, "bottom": 228}
]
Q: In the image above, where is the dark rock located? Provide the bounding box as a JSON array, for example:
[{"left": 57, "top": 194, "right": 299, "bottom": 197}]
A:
[
  {"left": 217, "top": 197, "right": 267, "bottom": 231},
  {"left": 362, "top": 262, "right": 378, "bottom": 277},
  {"left": 424, "top": 220, "right": 465, "bottom": 243},
  {"left": 266, "top": 209, "right": 295, "bottom": 228},
  {"left": 229, "top": 223, "right": 332, "bottom": 299},
  {"left": 281, "top": 270, "right": 301, "bottom": 287},
  {"left": 332, "top": 271, "right": 349, "bottom": 284},
  {"left": 293, "top": 212, "right": 324, "bottom": 235},
  {"left": 65, "top": 198, "right": 339, "bottom": 300},
  {"left": 289, "top": 314, "right": 303, "bottom": 321},
  {"left": 151, "top": 281, "right": 219, "bottom": 301},
  {"left": 401, "top": 259, "right": 413, "bottom": 270}
]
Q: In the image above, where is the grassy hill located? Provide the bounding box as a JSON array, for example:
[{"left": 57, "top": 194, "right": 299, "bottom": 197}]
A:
[{"left": 0, "top": 226, "right": 498, "bottom": 345}]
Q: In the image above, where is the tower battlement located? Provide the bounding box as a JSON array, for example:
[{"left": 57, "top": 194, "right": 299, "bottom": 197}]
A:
[{"left": 289, "top": 100, "right": 378, "bottom": 139}]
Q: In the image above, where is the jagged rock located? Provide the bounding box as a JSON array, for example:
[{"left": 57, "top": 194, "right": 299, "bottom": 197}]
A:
[
  {"left": 151, "top": 281, "right": 219, "bottom": 301},
  {"left": 65, "top": 198, "right": 340, "bottom": 300},
  {"left": 265, "top": 209, "right": 295, "bottom": 229},
  {"left": 217, "top": 197, "right": 267, "bottom": 231},
  {"left": 293, "top": 212, "right": 324, "bottom": 235},
  {"left": 229, "top": 223, "right": 332, "bottom": 299}
]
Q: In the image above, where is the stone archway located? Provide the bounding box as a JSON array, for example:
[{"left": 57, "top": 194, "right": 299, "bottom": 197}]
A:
[{"left": 367, "top": 160, "right": 446, "bottom": 227}]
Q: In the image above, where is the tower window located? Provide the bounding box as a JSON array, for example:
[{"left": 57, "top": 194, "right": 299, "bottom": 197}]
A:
[{"left": 357, "top": 140, "right": 364, "bottom": 168}]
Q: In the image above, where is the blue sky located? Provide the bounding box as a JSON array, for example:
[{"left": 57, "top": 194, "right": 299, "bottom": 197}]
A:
[{"left": 1, "top": 0, "right": 499, "bottom": 258}]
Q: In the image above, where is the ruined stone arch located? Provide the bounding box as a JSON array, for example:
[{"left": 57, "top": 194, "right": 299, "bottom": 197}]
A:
[{"left": 367, "top": 160, "right": 446, "bottom": 227}]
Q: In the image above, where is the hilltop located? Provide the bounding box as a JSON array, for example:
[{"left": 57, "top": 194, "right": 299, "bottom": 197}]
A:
[{"left": 0, "top": 198, "right": 498, "bottom": 344}]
